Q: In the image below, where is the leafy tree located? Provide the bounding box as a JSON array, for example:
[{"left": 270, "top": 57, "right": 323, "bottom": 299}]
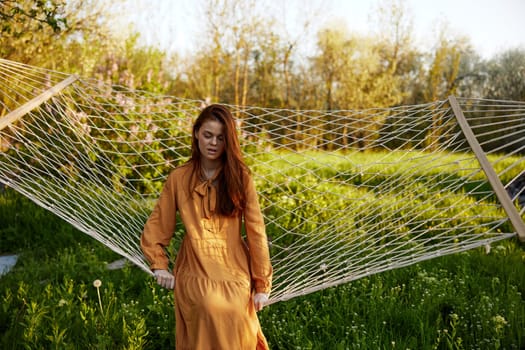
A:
[
  {"left": 0, "top": 0, "right": 67, "bottom": 35},
  {"left": 0, "top": 1, "right": 66, "bottom": 63},
  {"left": 422, "top": 21, "right": 475, "bottom": 103},
  {"left": 421, "top": 25, "right": 474, "bottom": 149},
  {"left": 251, "top": 32, "right": 285, "bottom": 108},
  {"left": 447, "top": 50, "right": 485, "bottom": 99},
  {"left": 309, "top": 23, "right": 404, "bottom": 149},
  {"left": 0, "top": 1, "right": 116, "bottom": 71},
  {"left": 311, "top": 24, "right": 351, "bottom": 111},
  {"left": 371, "top": 0, "right": 424, "bottom": 105},
  {"left": 483, "top": 48, "right": 525, "bottom": 101}
]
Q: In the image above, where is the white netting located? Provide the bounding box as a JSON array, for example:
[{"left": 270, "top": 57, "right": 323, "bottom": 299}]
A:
[{"left": 1, "top": 58, "right": 524, "bottom": 303}]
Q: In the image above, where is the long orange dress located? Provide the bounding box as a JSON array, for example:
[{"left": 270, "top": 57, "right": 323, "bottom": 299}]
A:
[{"left": 140, "top": 162, "right": 273, "bottom": 350}]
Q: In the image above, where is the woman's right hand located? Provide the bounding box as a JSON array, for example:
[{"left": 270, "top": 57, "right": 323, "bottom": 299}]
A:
[{"left": 153, "top": 269, "right": 175, "bottom": 289}]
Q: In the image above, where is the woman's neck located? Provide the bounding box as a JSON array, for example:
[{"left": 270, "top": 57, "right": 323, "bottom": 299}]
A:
[
  {"left": 200, "top": 159, "right": 221, "bottom": 179},
  {"left": 201, "top": 158, "right": 220, "bottom": 171}
]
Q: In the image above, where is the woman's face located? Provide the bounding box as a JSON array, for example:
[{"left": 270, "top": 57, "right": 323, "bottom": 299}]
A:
[{"left": 195, "top": 119, "right": 225, "bottom": 164}]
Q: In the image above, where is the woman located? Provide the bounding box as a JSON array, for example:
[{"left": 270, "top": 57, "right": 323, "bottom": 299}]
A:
[{"left": 140, "top": 104, "right": 273, "bottom": 349}]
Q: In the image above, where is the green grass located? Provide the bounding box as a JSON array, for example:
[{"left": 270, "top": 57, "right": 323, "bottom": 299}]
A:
[
  {"left": 262, "top": 246, "right": 525, "bottom": 349},
  {"left": 1, "top": 151, "right": 525, "bottom": 349}
]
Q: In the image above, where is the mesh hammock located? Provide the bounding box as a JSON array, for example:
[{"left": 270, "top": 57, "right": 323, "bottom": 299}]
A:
[{"left": 1, "top": 58, "right": 524, "bottom": 303}]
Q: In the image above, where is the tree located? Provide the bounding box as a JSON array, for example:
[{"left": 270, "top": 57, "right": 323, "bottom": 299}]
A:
[
  {"left": 308, "top": 22, "right": 404, "bottom": 149},
  {"left": 371, "top": 0, "right": 424, "bottom": 105},
  {"left": 0, "top": 1, "right": 66, "bottom": 63},
  {"left": 419, "top": 23, "right": 475, "bottom": 149},
  {"left": 0, "top": 0, "right": 67, "bottom": 35},
  {"left": 422, "top": 20, "right": 475, "bottom": 103},
  {"left": 0, "top": 0, "right": 118, "bottom": 72},
  {"left": 311, "top": 24, "right": 351, "bottom": 111},
  {"left": 484, "top": 48, "right": 525, "bottom": 101},
  {"left": 447, "top": 49, "right": 485, "bottom": 99}
]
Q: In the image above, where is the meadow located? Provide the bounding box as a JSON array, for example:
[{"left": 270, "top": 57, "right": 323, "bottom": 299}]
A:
[{"left": 1, "top": 154, "right": 524, "bottom": 349}]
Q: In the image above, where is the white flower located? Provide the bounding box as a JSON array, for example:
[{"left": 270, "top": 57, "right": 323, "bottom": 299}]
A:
[{"left": 93, "top": 279, "right": 102, "bottom": 288}]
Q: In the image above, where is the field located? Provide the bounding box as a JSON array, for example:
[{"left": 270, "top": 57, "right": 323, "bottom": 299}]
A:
[{"left": 1, "top": 153, "right": 525, "bottom": 349}]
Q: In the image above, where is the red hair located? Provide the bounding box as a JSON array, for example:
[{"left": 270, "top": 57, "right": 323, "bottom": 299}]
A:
[{"left": 190, "top": 104, "right": 249, "bottom": 216}]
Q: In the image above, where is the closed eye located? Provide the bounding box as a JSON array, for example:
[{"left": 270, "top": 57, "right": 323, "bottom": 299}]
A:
[{"left": 204, "top": 132, "right": 224, "bottom": 142}]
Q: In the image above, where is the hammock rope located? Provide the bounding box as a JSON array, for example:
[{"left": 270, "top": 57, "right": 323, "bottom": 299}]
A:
[{"left": 1, "top": 58, "right": 524, "bottom": 304}]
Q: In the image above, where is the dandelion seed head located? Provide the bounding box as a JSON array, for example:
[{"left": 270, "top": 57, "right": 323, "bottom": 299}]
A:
[{"left": 93, "top": 279, "right": 102, "bottom": 288}]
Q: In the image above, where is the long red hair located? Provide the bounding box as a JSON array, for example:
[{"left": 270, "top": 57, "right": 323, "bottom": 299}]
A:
[{"left": 190, "top": 104, "right": 249, "bottom": 216}]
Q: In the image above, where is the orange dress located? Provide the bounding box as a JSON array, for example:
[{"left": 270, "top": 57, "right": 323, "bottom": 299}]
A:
[{"left": 140, "top": 162, "right": 273, "bottom": 350}]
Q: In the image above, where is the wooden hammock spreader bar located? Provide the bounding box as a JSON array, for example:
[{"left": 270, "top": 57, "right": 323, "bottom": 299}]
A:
[
  {"left": 0, "top": 74, "right": 78, "bottom": 131},
  {"left": 448, "top": 95, "right": 525, "bottom": 242}
]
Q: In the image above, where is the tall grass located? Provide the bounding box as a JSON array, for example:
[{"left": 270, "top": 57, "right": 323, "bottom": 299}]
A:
[{"left": 1, "top": 168, "right": 524, "bottom": 348}]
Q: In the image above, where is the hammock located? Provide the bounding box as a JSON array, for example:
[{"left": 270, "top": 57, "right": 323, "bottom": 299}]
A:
[{"left": 1, "top": 58, "right": 524, "bottom": 304}]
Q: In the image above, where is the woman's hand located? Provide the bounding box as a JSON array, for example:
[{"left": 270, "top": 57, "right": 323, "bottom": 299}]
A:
[
  {"left": 153, "top": 269, "right": 175, "bottom": 289},
  {"left": 253, "top": 293, "right": 269, "bottom": 311}
]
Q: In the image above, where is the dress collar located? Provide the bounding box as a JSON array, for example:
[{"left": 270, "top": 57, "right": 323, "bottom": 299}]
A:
[{"left": 194, "top": 165, "right": 222, "bottom": 218}]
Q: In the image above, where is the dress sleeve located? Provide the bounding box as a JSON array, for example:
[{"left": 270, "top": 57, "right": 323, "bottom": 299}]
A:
[
  {"left": 243, "top": 172, "right": 273, "bottom": 294},
  {"left": 140, "top": 171, "right": 177, "bottom": 271}
]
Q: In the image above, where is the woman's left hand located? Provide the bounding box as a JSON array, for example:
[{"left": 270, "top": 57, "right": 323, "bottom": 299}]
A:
[{"left": 253, "top": 293, "right": 269, "bottom": 311}]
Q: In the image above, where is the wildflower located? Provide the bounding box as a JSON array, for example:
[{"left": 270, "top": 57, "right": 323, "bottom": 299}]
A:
[
  {"left": 58, "top": 299, "right": 67, "bottom": 307},
  {"left": 93, "top": 279, "right": 102, "bottom": 288},
  {"left": 93, "top": 279, "right": 104, "bottom": 313},
  {"left": 492, "top": 315, "right": 507, "bottom": 334}
]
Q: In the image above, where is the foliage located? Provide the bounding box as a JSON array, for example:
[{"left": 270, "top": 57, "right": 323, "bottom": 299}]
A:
[
  {"left": 2, "top": 0, "right": 524, "bottom": 110},
  {"left": 483, "top": 49, "right": 525, "bottom": 101},
  {"left": 0, "top": 186, "right": 524, "bottom": 349},
  {"left": 251, "top": 150, "right": 520, "bottom": 250},
  {"left": 2, "top": 0, "right": 524, "bottom": 119},
  {"left": 262, "top": 245, "right": 524, "bottom": 349},
  {"left": 0, "top": 0, "right": 67, "bottom": 35},
  {"left": 8, "top": 0, "right": 524, "bottom": 159},
  {"left": 0, "top": 1, "right": 65, "bottom": 64},
  {"left": 1, "top": 0, "right": 525, "bottom": 347}
]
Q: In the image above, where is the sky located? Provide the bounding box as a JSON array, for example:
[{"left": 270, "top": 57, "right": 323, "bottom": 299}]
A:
[{"left": 115, "top": 0, "right": 525, "bottom": 60}]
